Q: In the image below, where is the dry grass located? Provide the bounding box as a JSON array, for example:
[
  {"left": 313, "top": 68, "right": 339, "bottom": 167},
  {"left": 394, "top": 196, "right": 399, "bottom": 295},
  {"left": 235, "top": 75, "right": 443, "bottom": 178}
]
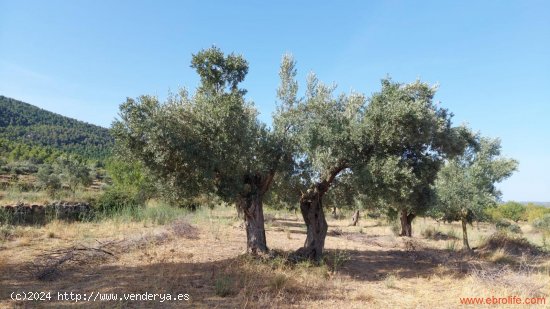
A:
[{"left": 0, "top": 207, "right": 548, "bottom": 308}]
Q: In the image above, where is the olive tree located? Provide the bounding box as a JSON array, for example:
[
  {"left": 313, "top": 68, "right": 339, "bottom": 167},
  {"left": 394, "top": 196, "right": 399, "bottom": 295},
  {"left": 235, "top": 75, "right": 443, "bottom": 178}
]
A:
[
  {"left": 55, "top": 155, "right": 92, "bottom": 196},
  {"left": 274, "top": 55, "right": 371, "bottom": 261},
  {"left": 36, "top": 164, "right": 61, "bottom": 197},
  {"left": 433, "top": 136, "right": 518, "bottom": 250},
  {"left": 113, "top": 47, "right": 290, "bottom": 254},
  {"left": 360, "top": 79, "right": 471, "bottom": 236}
]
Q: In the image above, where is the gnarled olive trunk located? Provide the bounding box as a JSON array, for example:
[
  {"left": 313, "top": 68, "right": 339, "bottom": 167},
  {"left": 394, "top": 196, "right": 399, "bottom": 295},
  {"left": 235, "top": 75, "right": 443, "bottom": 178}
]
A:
[
  {"left": 296, "top": 189, "right": 328, "bottom": 261},
  {"left": 461, "top": 218, "right": 471, "bottom": 251},
  {"left": 295, "top": 162, "right": 347, "bottom": 261},
  {"left": 237, "top": 172, "right": 274, "bottom": 255},
  {"left": 238, "top": 193, "right": 268, "bottom": 254},
  {"left": 399, "top": 210, "right": 415, "bottom": 237}
]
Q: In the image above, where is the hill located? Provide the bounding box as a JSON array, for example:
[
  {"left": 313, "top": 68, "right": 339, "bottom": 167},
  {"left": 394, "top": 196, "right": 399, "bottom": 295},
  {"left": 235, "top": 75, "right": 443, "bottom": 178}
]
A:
[{"left": 0, "top": 95, "right": 113, "bottom": 159}]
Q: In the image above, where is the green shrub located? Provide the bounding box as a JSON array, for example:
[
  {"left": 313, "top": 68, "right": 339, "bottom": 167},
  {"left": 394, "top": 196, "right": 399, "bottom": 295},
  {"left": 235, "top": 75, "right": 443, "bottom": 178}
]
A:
[
  {"left": 495, "top": 220, "right": 522, "bottom": 234},
  {"left": 8, "top": 162, "right": 39, "bottom": 175},
  {"left": 95, "top": 189, "right": 143, "bottom": 214},
  {"left": 533, "top": 214, "right": 550, "bottom": 231},
  {"left": 526, "top": 204, "right": 550, "bottom": 223},
  {"left": 487, "top": 201, "right": 526, "bottom": 222}
]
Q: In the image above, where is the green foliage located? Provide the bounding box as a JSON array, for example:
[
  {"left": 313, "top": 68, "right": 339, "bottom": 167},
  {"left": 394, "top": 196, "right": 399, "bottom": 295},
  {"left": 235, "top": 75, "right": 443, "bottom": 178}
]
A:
[
  {"left": 105, "top": 156, "right": 154, "bottom": 201},
  {"left": 532, "top": 214, "right": 550, "bottom": 232},
  {"left": 445, "top": 240, "right": 458, "bottom": 251},
  {"left": 112, "top": 47, "right": 288, "bottom": 209},
  {"left": 95, "top": 189, "right": 144, "bottom": 214},
  {"left": 358, "top": 79, "right": 472, "bottom": 217},
  {"left": 2, "top": 161, "right": 39, "bottom": 175},
  {"left": 0, "top": 96, "right": 113, "bottom": 160},
  {"left": 270, "top": 54, "right": 370, "bottom": 204},
  {"left": 0, "top": 138, "right": 64, "bottom": 166},
  {"left": 36, "top": 164, "right": 61, "bottom": 197},
  {"left": 433, "top": 137, "right": 518, "bottom": 224},
  {"left": 495, "top": 219, "right": 522, "bottom": 234},
  {"left": 487, "top": 201, "right": 526, "bottom": 222},
  {"left": 55, "top": 155, "right": 92, "bottom": 194},
  {"left": 524, "top": 203, "right": 550, "bottom": 223},
  {"left": 191, "top": 46, "right": 248, "bottom": 95}
]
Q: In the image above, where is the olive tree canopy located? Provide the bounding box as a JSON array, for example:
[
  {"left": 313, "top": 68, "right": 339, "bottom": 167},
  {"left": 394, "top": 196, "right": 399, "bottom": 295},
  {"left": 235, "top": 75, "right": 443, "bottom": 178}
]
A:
[
  {"left": 113, "top": 47, "right": 289, "bottom": 254},
  {"left": 433, "top": 136, "right": 518, "bottom": 250},
  {"left": 358, "top": 79, "right": 473, "bottom": 236}
]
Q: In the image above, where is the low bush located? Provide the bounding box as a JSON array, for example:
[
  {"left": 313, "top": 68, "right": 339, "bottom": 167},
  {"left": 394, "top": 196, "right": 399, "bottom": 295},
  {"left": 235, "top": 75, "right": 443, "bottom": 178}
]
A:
[
  {"left": 95, "top": 189, "right": 144, "bottom": 214},
  {"left": 532, "top": 214, "right": 550, "bottom": 231},
  {"left": 8, "top": 162, "right": 39, "bottom": 175},
  {"left": 495, "top": 220, "right": 522, "bottom": 234},
  {"left": 525, "top": 203, "right": 550, "bottom": 223}
]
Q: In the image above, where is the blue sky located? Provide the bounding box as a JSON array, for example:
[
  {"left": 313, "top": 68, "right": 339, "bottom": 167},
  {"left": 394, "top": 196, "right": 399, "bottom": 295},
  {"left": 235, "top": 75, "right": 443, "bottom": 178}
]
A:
[{"left": 1, "top": 1, "right": 549, "bottom": 201}]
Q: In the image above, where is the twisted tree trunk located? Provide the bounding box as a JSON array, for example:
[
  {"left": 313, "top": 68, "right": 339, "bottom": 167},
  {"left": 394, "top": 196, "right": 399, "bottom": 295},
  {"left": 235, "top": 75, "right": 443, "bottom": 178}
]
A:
[
  {"left": 296, "top": 188, "right": 329, "bottom": 261},
  {"left": 399, "top": 209, "right": 415, "bottom": 237},
  {"left": 238, "top": 172, "right": 274, "bottom": 255},
  {"left": 295, "top": 162, "right": 347, "bottom": 261},
  {"left": 239, "top": 193, "right": 268, "bottom": 254}
]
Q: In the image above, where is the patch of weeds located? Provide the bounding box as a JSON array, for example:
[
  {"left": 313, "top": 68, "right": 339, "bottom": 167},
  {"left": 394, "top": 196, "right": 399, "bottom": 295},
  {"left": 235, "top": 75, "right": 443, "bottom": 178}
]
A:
[
  {"left": 269, "top": 273, "right": 288, "bottom": 291},
  {"left": 446, "top": 229, "right": 458, "bottom": 239},
  {"left": 421, "top": 226, "right": 437, "bottom": 238},
  {"left": 214, "top": 275, "right": 233, "bottom": 297},
  {"left": 383, "top": 273, "right": 398, "bottom": 289},
  {"left": 295, "top": 259, "right": 314, "bottom": 269},
  {"left": 496, "top": 220, "right": 522, "bottom": 234},
  {"left": 490, "top": 249, "right": 516, "bottom": 264},
  {"left": 326, "top": 250, "right": 351, "bottom": 273},
  {"left": 446, "top": 240, "right": 458, "bottom": 251},
  {"left": 267, "top": 256, "right": 288, "bottom": 270},
  {"left": 0, "top": 225, "right": 15, "bottom": 242},
  {"left": 294, "top": 259, "right": 330, "bottom": 279}
]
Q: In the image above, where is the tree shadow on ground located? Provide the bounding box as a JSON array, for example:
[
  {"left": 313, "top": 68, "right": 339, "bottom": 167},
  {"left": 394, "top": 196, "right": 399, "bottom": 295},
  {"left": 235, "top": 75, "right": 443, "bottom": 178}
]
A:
[
  {"left": 269, "top": 218, "right": 307, "bottom": 235},
  {"left": 0, "top": 232, "right": 479, "bottom": 308},
  {"left": 0, "top": 253, "right": 344, "bottom": 308},
  {"left": 331, "top": 247, "right": 472, "bottom": 282}
]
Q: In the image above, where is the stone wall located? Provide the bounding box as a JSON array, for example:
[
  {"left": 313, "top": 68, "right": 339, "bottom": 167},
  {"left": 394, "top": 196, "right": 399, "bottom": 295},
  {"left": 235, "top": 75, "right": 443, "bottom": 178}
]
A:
[{"left": 0, "top": 202, "right": 92, "bottom": 224}]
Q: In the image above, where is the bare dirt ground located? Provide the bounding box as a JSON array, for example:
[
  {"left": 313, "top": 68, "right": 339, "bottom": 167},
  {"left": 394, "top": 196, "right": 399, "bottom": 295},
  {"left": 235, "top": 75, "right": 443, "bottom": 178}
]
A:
[{"left": 1, "top": 207, "right": 549, "bottom": 308}]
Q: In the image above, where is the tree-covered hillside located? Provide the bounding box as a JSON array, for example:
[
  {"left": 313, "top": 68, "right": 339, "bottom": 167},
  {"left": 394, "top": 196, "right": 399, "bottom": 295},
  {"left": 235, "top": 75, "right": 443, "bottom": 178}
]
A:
[{"left": 0, "top": 96, "right": 113, "bottom": 159}]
